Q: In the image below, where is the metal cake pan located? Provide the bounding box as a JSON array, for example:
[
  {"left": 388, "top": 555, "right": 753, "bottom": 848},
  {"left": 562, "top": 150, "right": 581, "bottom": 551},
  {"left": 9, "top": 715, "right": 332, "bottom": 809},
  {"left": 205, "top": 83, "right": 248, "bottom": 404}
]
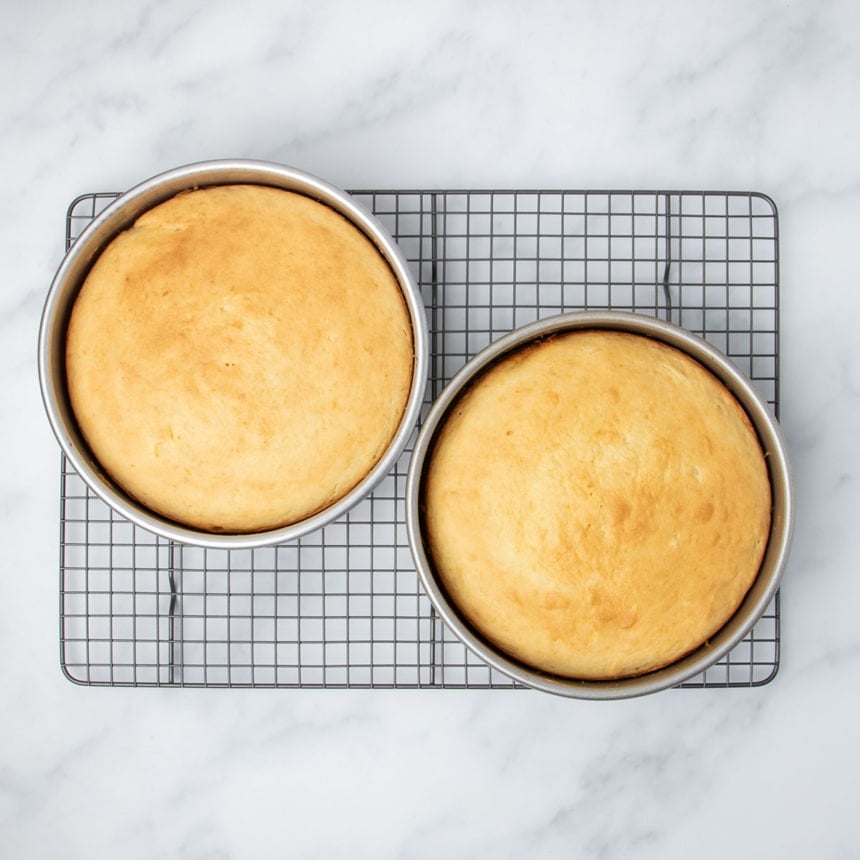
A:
[
  {"left": 39, "top": 159, "right": 429, "bottom": 549},
  {"left": 405, "top": 310, "right": 793, "bottom": 699}
]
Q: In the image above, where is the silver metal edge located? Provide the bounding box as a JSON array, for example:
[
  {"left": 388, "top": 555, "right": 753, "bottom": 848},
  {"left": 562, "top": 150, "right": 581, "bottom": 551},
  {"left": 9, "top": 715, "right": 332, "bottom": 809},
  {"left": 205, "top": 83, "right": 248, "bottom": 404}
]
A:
[
  {"left": 38, "top": 159, "right": 429, "bottom": 549},
  {"left": 405, "top": 310, "right": 794, "bottom": 700}
]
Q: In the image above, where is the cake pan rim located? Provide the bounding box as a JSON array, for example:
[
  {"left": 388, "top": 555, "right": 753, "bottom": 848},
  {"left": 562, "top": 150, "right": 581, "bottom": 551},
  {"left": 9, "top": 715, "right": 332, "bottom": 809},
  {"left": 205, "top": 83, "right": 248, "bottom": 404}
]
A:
[
  {"left": 405, "top": 309, "right": 793, "bottom": 700},
  {"left": 38, "top": 158, "right": 429, "bottom": 549}
]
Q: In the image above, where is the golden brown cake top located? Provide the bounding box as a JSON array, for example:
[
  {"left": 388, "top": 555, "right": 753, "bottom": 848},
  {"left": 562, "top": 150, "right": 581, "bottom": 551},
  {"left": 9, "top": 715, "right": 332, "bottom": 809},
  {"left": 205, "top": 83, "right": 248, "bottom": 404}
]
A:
[
  {"left": 422, "top": 329, "right": 771, "bottom": 680},
  {"left": 66, "top": 184, "right": 414, "bottom": 533}
]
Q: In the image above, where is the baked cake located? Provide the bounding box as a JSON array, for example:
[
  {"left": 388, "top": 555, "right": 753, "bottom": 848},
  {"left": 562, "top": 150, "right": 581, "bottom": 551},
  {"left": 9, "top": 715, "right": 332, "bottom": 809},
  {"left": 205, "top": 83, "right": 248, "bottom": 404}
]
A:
[
  {"left": 422, "top": 329, "right": 771, "bottom": 679},
  {"left": 66, "top": 184, "right": 414, "bottom": 533}
]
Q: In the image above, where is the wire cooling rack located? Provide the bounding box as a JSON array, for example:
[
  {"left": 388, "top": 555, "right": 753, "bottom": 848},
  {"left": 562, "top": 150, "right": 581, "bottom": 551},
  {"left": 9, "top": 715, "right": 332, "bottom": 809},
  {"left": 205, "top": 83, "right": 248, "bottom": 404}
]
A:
[{"left": 59, "top": 189, "right": 781, "bottom": 689}]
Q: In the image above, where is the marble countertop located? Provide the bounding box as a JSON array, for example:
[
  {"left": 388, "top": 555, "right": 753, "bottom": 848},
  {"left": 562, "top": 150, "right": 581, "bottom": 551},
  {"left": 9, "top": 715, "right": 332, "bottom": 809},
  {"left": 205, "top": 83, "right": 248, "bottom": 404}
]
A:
[{"left": 3, "top": 2, "right": 858, "bottom": 857}]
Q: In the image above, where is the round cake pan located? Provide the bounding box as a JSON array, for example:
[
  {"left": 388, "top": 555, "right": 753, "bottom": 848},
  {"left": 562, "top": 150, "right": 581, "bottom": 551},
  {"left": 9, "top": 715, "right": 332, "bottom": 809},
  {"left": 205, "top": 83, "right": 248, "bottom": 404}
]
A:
[
  {"left": 406, "top": 310, "right": 793, "bottom": 699},
  {"left": 39, "top": 159, "right": 428, "bottom": 549}
]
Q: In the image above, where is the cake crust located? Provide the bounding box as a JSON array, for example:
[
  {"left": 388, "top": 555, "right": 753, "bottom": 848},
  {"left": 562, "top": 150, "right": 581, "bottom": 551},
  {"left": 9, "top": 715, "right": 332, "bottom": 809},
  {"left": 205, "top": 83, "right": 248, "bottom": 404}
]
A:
[
  {"left": 422, "top": 330, "right": 771, "bottom": 680},
  {"left": 66, "top": 184, "right": 413, "bottom": 533}
]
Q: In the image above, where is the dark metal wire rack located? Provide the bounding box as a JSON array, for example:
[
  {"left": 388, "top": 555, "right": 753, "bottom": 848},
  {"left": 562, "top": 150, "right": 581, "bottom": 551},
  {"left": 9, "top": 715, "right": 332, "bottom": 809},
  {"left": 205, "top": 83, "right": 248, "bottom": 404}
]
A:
[{"left": 60, "top": 189, "right": 781, "bottom": 689}]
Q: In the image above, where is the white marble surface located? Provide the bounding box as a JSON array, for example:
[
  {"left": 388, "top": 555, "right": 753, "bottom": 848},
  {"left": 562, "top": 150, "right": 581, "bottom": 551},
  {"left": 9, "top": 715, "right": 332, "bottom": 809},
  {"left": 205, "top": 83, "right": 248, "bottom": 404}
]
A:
[{"left": 3, "top": 1, "right": 859, "bottom": 857}]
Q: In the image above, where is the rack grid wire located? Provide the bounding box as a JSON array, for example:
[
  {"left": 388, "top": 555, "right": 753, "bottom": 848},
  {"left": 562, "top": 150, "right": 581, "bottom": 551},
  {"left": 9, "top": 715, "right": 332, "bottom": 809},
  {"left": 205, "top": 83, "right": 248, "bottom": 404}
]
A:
[{"left": 60, "top": 189, "right": 781, "bottom": 689}]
